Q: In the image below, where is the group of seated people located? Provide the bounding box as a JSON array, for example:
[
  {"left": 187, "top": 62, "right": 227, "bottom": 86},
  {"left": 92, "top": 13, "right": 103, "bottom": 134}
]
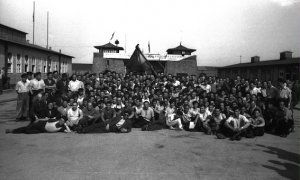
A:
[{"left": 7, "top": 71, "right": 297, "bottom": 140}]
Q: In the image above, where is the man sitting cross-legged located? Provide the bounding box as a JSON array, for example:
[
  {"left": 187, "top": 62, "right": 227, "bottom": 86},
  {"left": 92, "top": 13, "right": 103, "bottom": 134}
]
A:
[
  {"left": 131, "top": 101, "right": 154, "bottom": 128},
  {"left": 217, "top": 108, "right": 251, "bottom": 141},
  {"left": 78, "top": 102, "right": 101, "bottom": 128},
  {"left": 66, "top": 102, "right": 83, "bottom": 130}
]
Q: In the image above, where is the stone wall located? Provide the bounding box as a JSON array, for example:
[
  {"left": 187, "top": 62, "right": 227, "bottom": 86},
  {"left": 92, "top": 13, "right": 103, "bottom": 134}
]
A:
[
  {"left": 92, "top": 52, "right": 126, "bottom": 74},
  {"left": 165, "top": 55, "right": 198, "bottom": 75}
]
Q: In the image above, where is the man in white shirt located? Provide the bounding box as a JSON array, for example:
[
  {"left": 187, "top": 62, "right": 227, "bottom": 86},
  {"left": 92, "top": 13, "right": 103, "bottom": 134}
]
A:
[
  {"left": 16, "top": 73, "right": 30, "bottom": 121},
  {"left": 68, "top": 74, "right": 84, "bottom": 93},
  {"left": 29, "top": 72, "right": 45, "bottom": 97},
  {"left": 67, "top": 102, "right": 83, "bottom": 129},
  {"left": 200, "top": 80, "right": 211, "bottom": 93},
  {"left": 224, "top": 108, "right": 250, "bottom": 141},
  {"left": 249, "top": 82, "right": 261, "bottom": 96}
]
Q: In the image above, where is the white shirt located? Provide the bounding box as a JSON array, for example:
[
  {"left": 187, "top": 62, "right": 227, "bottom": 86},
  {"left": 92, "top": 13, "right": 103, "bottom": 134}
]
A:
[
  {"left": 199, "top": 112, "right": 209, "bottom": 122},
  {"left": 67, "top": 108, "right": 83, "bottom": 122},
  {"left": 30, "top": 79, "right": 45, "bottom": 91},
  {"left": 16, "top": 81, "right": 30, "bottom": 93},
  {"left": 250, "top": 87, "right": 261, "bottom": 95},
  {"left": 200, "top": 84, "right": 211, "bottom": 93},
  {"left": 116, "top": 118, "right": 126, "bottom": 128},
  {"left": 173, "top": 80, "right": 180, "bottom": 87},
  {"left": 68, "top": 80, "right": 83, "bottom": 92},
  {"left": 226, "top": 115, "right": 249, "bottom": 129},
  {"left": 45, "top": 121, "right": 62, "bottom": 133}
]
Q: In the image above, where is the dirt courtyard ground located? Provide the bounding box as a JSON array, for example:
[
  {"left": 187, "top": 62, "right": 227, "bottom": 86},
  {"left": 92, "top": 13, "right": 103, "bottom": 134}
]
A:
[{"left": 0, "top": 101, "right": 299, "bottom": 180}]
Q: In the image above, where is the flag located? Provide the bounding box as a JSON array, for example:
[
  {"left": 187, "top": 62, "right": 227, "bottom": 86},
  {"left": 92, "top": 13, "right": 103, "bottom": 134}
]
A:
[
  {"left": 110, "top": 32, "right": 115, "bottom": 41},
  {"left": 126, "top": 44, "right": 157, "bottom": 76},
  {"left": 33, "top": 2, "right": 35, "bottom": 22},
  {"left": 148, "top": 41, "right": 150, "bottom": 53}
]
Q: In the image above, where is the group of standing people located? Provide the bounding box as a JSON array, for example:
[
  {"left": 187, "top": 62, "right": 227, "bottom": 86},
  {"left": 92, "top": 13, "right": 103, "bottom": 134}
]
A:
[{"left": 6, "top": 70, "right": 297, "bottom": 140}]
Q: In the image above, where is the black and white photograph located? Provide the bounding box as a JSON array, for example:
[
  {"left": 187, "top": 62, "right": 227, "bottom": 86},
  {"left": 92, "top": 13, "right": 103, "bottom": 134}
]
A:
[{"left": 0, "top": 0, "right": 299, "bottom": 179}]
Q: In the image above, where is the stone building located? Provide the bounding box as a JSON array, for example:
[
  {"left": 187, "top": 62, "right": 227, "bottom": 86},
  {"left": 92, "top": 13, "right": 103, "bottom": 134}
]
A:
[
  {"left": 92, "top": 42, "right": 198, "bottom": 75},
  {"left": 0, "top": 24, "right": 73, "bottom": 88},
  {"left": 218, "top": 51, "right": 300, "bottom": 82}
]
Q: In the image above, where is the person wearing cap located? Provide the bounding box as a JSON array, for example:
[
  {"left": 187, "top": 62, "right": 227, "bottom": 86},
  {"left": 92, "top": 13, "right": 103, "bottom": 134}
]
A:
[
  {"left": 44, "top": 72, "right": 56, "bottom": 94},
  {"left": 15, "top": 73, "right": 30, "bottom": 121},
  {"left": 56, "top": 73, "right": 69, "bottom": 96},
  {"left": 53, "top": 71, "right": 60, "bottom": 83}
]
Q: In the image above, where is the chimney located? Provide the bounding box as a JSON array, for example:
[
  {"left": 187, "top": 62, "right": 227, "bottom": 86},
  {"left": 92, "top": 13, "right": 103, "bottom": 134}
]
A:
[
  {"left": 251, "top": 56, "right": 260, "bottom": 63},
  {"left": 280, "top": 51, "right": 293, "bottom": 60}
]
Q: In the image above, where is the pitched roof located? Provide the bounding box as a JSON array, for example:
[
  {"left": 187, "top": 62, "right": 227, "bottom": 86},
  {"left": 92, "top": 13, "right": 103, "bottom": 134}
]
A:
[
  {"left": 220, "top": 58, "right": 300, "bottom": 69},
  {"left": 94, "top": 42, "right": 124, "bottom": 50},
  {"left": 0, "top": 24, "right": 28, "bottom": 34},
  {"left": 0, "top": 37, "right": 74, "bottom": 58},
  {"left": 167, "top": 43, "right": 196, "bottom": 53}
]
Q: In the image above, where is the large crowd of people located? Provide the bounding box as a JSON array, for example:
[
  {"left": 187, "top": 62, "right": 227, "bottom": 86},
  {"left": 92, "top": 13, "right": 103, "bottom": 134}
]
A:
[{"left": 6, "top": 70, "right": 298, "bottom": 140}]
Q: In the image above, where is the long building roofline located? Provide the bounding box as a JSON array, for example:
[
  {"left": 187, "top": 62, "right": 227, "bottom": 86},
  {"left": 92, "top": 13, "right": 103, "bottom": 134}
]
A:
[
  {"left": 0, "top": 24, "right": 28, "bottom": 34},
  {"left": 0, "top": 37, "right": 74, "bottom": 58},
  {"left": 220, "top": 58, "right": 300, "bottom": 69}
]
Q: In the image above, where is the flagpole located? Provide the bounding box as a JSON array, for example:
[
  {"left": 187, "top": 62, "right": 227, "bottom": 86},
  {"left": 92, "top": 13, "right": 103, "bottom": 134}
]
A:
[
  {"left": 47, "top": 11, "right": 49, "bottom": 49},
  {"left": 33, "top": 1, "right": 35, "bottom": 44},
  {"left": 125, "top": 33, "right": 127, "bottom": 53}
]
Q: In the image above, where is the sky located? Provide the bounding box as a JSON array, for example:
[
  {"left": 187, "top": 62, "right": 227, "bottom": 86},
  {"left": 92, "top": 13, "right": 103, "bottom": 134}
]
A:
[{"left": 0, "top": 0, "right": 299, "bottom": 66}]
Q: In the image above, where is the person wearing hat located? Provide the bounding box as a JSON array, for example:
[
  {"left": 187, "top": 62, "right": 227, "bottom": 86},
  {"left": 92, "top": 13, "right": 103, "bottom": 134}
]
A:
[
  {"left": 44, "top": 72, "right": 56, "bottom": 94},
  {"left": 56, "top": 73, "right": 69, "bottom": 96},
  {"left": 15, "top": 73, "right": 30, "bottom": 121}
]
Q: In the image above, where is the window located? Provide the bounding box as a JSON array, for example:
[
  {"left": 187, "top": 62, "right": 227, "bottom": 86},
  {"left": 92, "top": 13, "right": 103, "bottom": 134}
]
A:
[
  {"left": 279, "top": 71, "right": 284, "bottom": 78},
  {"left": 48, "top": 59, "right": 52, "bottom": 72},
  {"left": 24, "top": 55, "right": 29, "bottom": 72},
  {"left": 285, "top": 73, "right": 291, "bottom": 80},
  {"left": 7, "top": 52, "right": 13, "bottom": 73},
  {"left": 52, "top": 61, "right": 57, "bottom": 71},
  {"left": 36, "top": 58, "right": 41, "bottom": 72},
  {"left": 43, "top": 58, "right": 47, "bottom": 73},
  {"left": 65, "top": 62, "right": 68, "bottom": 72},
  {"left": 31, "top": 57, "right": 36, "bottom": 73},
  {"left": 16, "top": 54, "right": 22, "bottom": 73},
  {"left": 292, "top": 73, "right": 298, "bottom": 80},
  {"left": 61, "top": 62, "right": 64, "bottom": 73}
]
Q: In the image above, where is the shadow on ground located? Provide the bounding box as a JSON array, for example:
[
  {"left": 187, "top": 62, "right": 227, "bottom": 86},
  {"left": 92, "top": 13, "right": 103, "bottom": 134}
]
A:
[{"left": 257, "top": 144, "right": 300, "bottom": 180}]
